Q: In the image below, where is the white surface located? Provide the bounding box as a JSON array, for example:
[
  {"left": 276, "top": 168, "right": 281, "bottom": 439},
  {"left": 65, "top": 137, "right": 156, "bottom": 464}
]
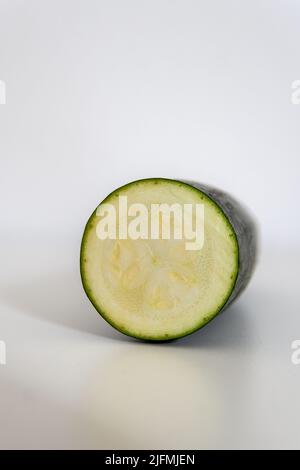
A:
[
  {"left": 1, "top": 237, "right": 300, "bottom": 449},
  {"left": 1, "top": 0, "right": 300, "bottom": 449}
]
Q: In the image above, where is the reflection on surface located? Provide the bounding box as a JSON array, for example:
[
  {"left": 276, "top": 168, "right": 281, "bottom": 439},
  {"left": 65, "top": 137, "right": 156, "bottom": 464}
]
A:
[{"left": 85, "top": 345, "right": 225, "bottom": 448}]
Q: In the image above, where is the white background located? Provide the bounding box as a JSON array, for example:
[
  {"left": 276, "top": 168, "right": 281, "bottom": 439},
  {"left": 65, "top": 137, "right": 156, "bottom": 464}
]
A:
[{"left": 0, "top": 0, "right": 300, "bottom": 449}]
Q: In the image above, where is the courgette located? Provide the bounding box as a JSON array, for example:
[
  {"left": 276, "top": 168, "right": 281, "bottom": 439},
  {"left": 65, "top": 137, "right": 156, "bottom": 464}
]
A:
[{"left": 80, "top": 178, "right": 257, "bottom": 341}]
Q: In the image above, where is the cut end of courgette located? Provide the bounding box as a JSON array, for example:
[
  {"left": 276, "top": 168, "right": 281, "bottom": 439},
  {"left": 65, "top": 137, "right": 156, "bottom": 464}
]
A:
[{"left": 80, "top": 178, "right": 239, "bottom": 341}]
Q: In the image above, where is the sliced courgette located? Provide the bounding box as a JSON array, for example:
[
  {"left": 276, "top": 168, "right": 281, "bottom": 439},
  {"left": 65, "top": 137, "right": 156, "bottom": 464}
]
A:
[{"left": 80, "top": 178, "right": 256, "bottom": 341}]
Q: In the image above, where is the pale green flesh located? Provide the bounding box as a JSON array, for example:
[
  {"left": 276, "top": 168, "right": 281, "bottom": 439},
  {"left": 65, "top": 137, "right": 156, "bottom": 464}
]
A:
[{"left": 80, "top": 179, "right": 239, "bottom": 341}]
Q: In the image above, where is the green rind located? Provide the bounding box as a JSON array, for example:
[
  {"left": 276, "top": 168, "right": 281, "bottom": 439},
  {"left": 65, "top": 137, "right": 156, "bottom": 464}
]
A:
[{"left": 80, "top": 177, "right": 239, "bottom": 341}]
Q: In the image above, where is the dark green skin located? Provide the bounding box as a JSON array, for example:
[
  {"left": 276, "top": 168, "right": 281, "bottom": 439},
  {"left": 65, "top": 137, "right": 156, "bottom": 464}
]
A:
[{"left": 184, "top": 181, "right": 258, "bottom": 311}]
